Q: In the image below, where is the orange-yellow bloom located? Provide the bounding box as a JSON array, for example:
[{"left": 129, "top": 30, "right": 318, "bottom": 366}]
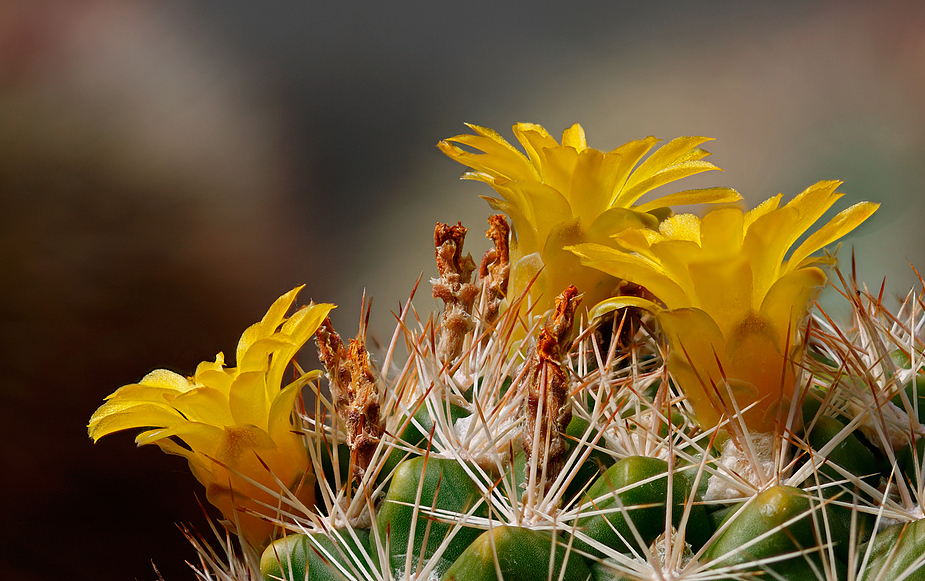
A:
[
  {"left": 438, "top": 123, "right": 740, "bottom": 323},
  {"left": 569, "top": 181, "right": 878, "bottom": 432},
  {"left": 88, "top": 287, "right": 334, "bottom": 548}
]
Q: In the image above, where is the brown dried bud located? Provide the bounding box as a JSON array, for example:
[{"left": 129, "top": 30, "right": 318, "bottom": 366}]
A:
[
  {"left": 315, "top": 318, "right": 351, "bottom": 411},
  {"left": 432, "top": 222, "right": 479, "bottom": 363},
  {"left": 478, "top": 214, "right": 510, "bottom": 326},
  {"left": 314, "top": 318, "right": 382, "bottom": 482},
  {"left": 522, "top": 285, "right": 582, "bottom": 492},
  {"left": 549, "top": 284, "right": 581, "bottom": 345}
]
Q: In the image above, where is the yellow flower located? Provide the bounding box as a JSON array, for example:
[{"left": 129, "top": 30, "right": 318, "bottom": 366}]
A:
[
  {"left": 438, "top": 122, "right": 740, "bottom": 321},
  {"left": 568, "top": 181, "right": 878, "bottom": 432},
  {"left": 88, "top": 286, "right": 334, "bottom": 548}
]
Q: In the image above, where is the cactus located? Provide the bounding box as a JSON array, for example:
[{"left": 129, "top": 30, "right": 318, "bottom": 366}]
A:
[{"left": 89, "top": 123, "right": 925, "bottom": 581}]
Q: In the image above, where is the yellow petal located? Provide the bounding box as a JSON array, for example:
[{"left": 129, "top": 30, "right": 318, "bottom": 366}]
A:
[
  {"left": 561, "top": 123, "right": 587, "bottom": 151},
  {"left": 266, "top": 302, "right": 335, "bottom": 393},
  {"left": 658, "top": 307, "right": 729, "bottom": 429},
  {"left": 786, "top": 180, "right": 844, "bottom": 229},
  {"left": 742, "top": 202, "right": 808, "bottom": 302},
  {"left": 609, "top": 226, "right": 661, "bottom": 255},
  {"left": 542, "top": 219, "right": 620, "bottom": 311},
  {"left": 586, "top": 207, "right": 659, "bottom": 246},
  {"left": 724, "top": 310, "right": 794, "bottom": 432},
  {"left": 512, "top": 122, "right": 558, "bottom": 172},
  {"left": 634, "top": 187, "right": 741, "bottom": 214},
  {"left": 635, "top": 238, "right": 703, "bottom": 301},
  {"left": 439, "top": 124, "right": 534, "bottom": 181},
  {"left": 193, "top": 353, "right": 225, "bottom": 374},
  {"left": 137, "top": 368, "right": 192, "bottom": 392},
  {"left": 567, "top": 148, "right": 615, "bottom": 222},
  {"left": 136, "top": 430, "right": 217, "bottom": 488},
  {"left": 138, "top": 424, "right": 235, "bottom": 493},
  {"left": 657, "top": 213, "right": 702, "bottom": 244},
  {"left": 493, "top": 179, "right": 573, "bottom": 246},
  {"left": 213, "top": 424, "right": 279, "bottom": 468},
  {"left": 619, "top": 160, "right": 724, "bottom": 206},
  {"left": 625, "top": 137, "right": 715, "bottom": 188},
  {"left": 759, "top": 266, "right": 826, "bottom": 344},
  {"left": 192, "top": 365, "right": 234, "bottom": 396},
  {"left": 740, "top": 184, "right": 840, "bottom": 303},
  {"left": 576, "top": 148, "right": 641, "bottom": 224},
  {"left": 744, "top": 182, "right": 842, "bottom": 278},
  {"left": 238, "top": 336, "right": 290, "bottom": 372},
  {"left": 99, "top": 382, "right": 183, "bottom": 404},
  {"left": 743, "top": 194, "right": 782, "bottom": 230},
  {"left": 617, "top": 136, "right": 717, "bottom": 204},
  {"left": 534, "top": 143, "right": 581, "bottom": 201},
  {"left": 281, "top": 303, "right": 335, "bottom": 344},
  {"left": 135, "top": 421, "right": 225, "bottom": 457},
  {"left": 228, "top": 369, "right": 271, "bottom": 428},
  {"left": 88, "top": 403, "right": 185, "bottom": 442},
  {"left": 606, "top": 136, "right": 660, "bottom": 204},
  {"left": 509, "top": 251, "right": 545, "bottom": 307},
  {"left": 588, "top": 295, "right": 662, "bottom": 323},
  {"left": 568, "top": 242, "right": 689, "bottom": 308},
  {"left": 688, "top": 255, "right": 753, "bottom": 336},
  {"left": 171, "top": 386, "right": 235, "bottom": 426},
  {"left": 236, "top": 286, "right": 303, "bottom": 365},
  {"left": 785, "top": 201, "right": 879, "bottom": 274},
  {"left": 699, "top": 206, "right": 744, "bottom": 257},
  {"left": 267, "top": 379, "right": 312, "bottom": 443}
]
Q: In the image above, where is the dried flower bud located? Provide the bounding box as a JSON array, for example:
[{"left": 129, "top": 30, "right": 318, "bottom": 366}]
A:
[
  {"left": 522, "top": 285, "right": 582, "bottom": 492},
  {"left": 314, "top": 318, "right": 382, "bottom": 481},
  {"left": 432, "top": 222, "right": 479, "bottom": 363},
  {"left": 478, "top": 214, "right": 510, "bottom": 327}
]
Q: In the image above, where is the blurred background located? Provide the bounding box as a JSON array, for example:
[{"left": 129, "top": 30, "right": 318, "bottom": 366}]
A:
[{"left": 2, "top": 0, "right": 923, "bottom": 579}]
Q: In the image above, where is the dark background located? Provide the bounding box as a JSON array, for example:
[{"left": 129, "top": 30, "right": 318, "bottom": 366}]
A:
[{"left": 2, "top": 1, "right": 923, "bottom": 579}]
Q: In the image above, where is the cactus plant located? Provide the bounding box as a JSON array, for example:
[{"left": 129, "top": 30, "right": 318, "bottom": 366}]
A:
[{"left": 89, "top": 123, "right": 925, "bottom": 581}]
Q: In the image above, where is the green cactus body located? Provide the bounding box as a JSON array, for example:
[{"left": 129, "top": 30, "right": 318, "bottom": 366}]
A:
[
  {"left": 260, "top": 529, "right": 371, "bottom": 581},
  {"left": 511, "top": 414, "right": 615, "bottom": 507},
  {"left": 371, "top": 455, "right": 487, "bottom": 578},
  {"left": 585, "top": 558, "right": 627, "bottom": 581},
  {"left": 753, "top": 552, "right": 847, "bottom": 581},
  {"left": 894, "top": 376, "right": 925, "bottom": 490},
  {"left": 708, "top": 501, "right": 744, "bottom": 532},
  {"left": 803, "top": 415, "right": 877, "bottom": 557},
  {"left": 574, "top": 455, "right": 712, "bottom": 556},
  {"left": 439, "top": 526, "right": 592, "bottom": 581},
  {"left": 864, "top": 519, "right": 925, "bottom": 581},
  {"left": 316, "top": 442, "right": 351, "bottom": 499},
  {"left": 562, "top": 416, "right": 614, "bottom": 501},
  {"left": 805, "top": 416, "right": 878, "bottom": 489},
  {"left": 802, "top": 389, "right": 854, "bottom": 436},
  {"left": 382, "top": 404, "right": 471, "bottom": 484},
  {"left": 376, "top": 405, "right": 470, "bottom": 486},
  {"left": 704, "top": 485, "right": 823, "bottom": 574}
]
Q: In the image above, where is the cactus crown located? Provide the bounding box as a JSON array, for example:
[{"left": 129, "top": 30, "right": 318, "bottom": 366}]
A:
[{"left": 88, "top": 124, "right": 925, "bottom": 581}]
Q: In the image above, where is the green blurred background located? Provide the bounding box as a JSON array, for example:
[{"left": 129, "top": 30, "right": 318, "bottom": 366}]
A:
[{"left": 1, "top": 1, "right": 922, "bottom": 579}]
